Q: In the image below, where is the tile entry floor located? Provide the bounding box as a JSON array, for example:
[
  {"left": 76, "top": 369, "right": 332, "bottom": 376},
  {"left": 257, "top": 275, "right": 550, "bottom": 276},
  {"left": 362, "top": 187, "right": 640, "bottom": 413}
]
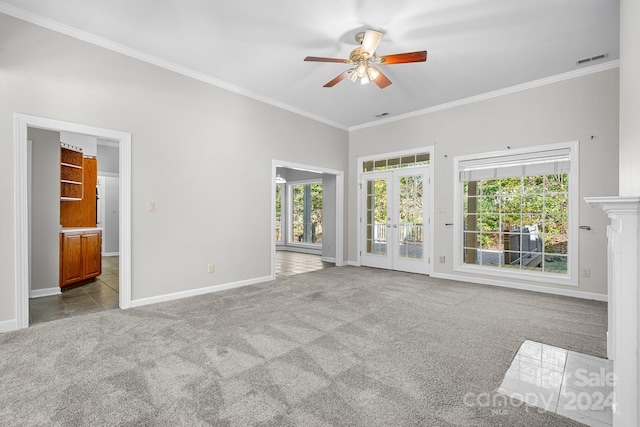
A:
[
  {"left": 498, "top": 340, "right": 613, "bottom": 427},
  {"left": 276, "top": 250, "right": 334, "bottom": 277},
  {"left": 29, "top": 256, "right": 119, "bottom": 325}
]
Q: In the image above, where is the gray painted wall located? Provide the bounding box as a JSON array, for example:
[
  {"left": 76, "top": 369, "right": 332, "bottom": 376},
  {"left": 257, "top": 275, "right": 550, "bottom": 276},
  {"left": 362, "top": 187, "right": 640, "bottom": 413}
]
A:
[
  {"left": 97, "top": 145, "right": 119, "bottom": 255},
  {"left": 0, "top": 14, "right": 349, "bottom": 321},
  {"left": 28, "top": 128, "right": 60, "bottom": 292},
  {"left": 349, "top": 69, "right": 619, "bottom": 297},
  {"left": 98, "top": 145, "right": 119, "bottom": 175},
  {"left": 101, "top": 176, "right": 120, "bottom": 255}
]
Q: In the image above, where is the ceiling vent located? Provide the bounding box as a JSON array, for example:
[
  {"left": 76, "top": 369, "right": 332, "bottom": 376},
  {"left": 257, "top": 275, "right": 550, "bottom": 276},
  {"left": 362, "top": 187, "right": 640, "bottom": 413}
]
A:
[
  {"left": 576, "top": 52, "right": 609, "bottom": 66},
  {"left": 375, "top": 112, "right": 389, "bottom": 118}
]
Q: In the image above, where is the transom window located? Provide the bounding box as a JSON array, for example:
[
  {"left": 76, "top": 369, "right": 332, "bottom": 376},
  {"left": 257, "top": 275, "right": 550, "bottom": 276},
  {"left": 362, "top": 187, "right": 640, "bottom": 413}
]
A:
[
  {"left": 363, "top": 153, "right": 429, "bottom": 173},
  {"left": 455, "top": 144, "right": 577, "bottom": 284}
]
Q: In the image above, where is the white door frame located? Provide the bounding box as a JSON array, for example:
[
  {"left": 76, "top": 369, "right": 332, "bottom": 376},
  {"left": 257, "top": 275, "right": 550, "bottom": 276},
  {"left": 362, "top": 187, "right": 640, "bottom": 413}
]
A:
[
  {"left": 96, "top": 176, "right": 106, "bottom": 255},
  {"left": 271, "top": 160, "right": 345, "bottom": 278},
  {"left": 357, "top": 146, "right": 435, "bottom": 274},
  {"left": 13, "top": 113, "right": 132, "bottom": 329}
]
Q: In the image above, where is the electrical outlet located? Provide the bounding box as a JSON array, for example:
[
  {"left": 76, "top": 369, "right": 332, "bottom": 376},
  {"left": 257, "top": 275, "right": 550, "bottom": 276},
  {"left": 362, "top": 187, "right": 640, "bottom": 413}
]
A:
[
  {"left": 439, "top": 255, "right": 446, "bottom": 263},
  {"left": 208, "top": 264, "right": 214, "bottom": 273},
  {"left": 581, "top": 268, "right": 590, "bottom": 278}
]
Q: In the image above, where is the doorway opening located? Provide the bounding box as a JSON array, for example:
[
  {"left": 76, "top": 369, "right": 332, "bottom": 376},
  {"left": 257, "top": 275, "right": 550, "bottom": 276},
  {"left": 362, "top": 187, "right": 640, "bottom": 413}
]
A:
[
  {"left": 13, "top": 114, "right": 132, "bottom": 330},
  {"left": 272, "top": 160, "right": 344, "bottom": 279}
]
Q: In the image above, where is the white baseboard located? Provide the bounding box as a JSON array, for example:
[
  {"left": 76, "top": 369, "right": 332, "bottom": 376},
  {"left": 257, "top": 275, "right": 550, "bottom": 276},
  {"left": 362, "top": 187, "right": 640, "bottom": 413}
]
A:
[
  {"left": 104, "top": 252, "right": 119, "bottom": 257},
  {"left": 321, "top": 256, "right": 336, "bottom": 263},
  {"left": 279, "top": 246, "right": 322, "bottom": 256},
  {"left": 130, "top": 275, "right": 273, "bottom": 308},
  {"left": 30, "top": 287, "right": 61, "bottom": 298},
  {"left": 430, "top": 271, "right": 608, "bottom": 301},
  {"left": 0, "top": 319, "right": 18, "bottom": 333}
]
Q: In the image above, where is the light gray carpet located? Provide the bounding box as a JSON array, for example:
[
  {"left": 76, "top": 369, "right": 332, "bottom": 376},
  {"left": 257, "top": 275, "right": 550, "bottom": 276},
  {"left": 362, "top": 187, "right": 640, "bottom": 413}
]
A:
[{"left": 0, "top": 267, "right": 606, "bottom": 426}]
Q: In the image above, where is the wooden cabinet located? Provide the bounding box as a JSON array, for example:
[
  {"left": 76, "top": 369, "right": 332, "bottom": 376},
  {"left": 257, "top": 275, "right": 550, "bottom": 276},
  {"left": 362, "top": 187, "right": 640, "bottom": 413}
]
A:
[
  {"left": 82, "top": 230, "right": 102, "bottom": 278},
  {"left": 60, "top": 157, "right": 97, "bottom": 228},
  {"left": 60, "top": 230, "right": 102, "bottom": 288},
  {"left": 60, "top": 146, "right": 83, "bottom": 200}
]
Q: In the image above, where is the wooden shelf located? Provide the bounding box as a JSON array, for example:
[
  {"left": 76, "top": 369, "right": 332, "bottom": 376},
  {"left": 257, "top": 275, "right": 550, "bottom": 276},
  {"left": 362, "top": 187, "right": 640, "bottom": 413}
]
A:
[
  {"left": 60, "top": 147, "right": 83, "bottom": 167},
  {"left": 60, "top": 147, "right": 83, "bottom": 200}
]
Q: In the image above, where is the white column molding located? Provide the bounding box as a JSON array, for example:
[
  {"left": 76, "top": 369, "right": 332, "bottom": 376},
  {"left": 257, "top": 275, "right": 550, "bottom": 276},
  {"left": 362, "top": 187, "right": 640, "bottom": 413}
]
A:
[{"left": 584, "top": 196, "right": 639, "bottom": 427}]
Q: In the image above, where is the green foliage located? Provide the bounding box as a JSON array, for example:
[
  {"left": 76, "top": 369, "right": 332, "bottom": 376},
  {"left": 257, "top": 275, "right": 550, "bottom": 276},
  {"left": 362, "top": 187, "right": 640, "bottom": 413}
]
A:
[
  {"left": 292, "top": 183, "right": 323, "bottom": 243},
  {"left": 464, "top": 173, "right": 569, "bottom": 252},
  {"left": 275, "top": 185, "right": 282, "bottom": 217}
]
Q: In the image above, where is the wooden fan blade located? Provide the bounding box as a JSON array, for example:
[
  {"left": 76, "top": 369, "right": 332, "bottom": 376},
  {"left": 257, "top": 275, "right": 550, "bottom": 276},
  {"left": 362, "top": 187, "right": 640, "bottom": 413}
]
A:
[
  {"left": 378, "top": 51, "right": 427, "bottom": 65},
  {"left": 371, "top": 67, "right": 392, "bottom": 89},
  {"left": 304, "top": 56, "right": 349, "bottom": 63},
  {"left": 360, "top": 29, "right": 384, "bottom": 57},
  {"left": 323, "top": 71, "right": 349, "bottom": 87}
]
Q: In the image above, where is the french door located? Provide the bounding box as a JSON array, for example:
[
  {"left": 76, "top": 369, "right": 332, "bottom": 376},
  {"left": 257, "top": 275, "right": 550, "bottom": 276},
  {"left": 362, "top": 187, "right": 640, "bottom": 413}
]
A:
[{"left": 360, "top": 167, "right": 430, "bottom": 274}]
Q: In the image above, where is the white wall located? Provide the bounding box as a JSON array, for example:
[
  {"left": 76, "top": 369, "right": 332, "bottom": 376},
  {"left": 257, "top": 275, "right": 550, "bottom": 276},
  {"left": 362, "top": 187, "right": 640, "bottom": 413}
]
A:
[
  {"left": 619, "top": 0, "right": 640, "bottom": 197},
  {"left": 0, "top": 13, "right": 348, "bottom": 322},
  {"left": 322, "top": 174, "right": 337, "bottom": 260},
  {"left": 619, "top": 0, "right": 640, "bottom": 421},
  {"left": 97, "top": 144, "right": 119, "bottom": 174},
  {"left": 101, "top": 175, "right": 119, "bottom": 255},
  {"left": 27, "top": 128, "right": 60, "bottom": 291},
  {"left": 349, "top": 69, "right": 619, "bottom": 297},
  {"left": 97, "top": 144, "right": 120, "bottom": 255}
]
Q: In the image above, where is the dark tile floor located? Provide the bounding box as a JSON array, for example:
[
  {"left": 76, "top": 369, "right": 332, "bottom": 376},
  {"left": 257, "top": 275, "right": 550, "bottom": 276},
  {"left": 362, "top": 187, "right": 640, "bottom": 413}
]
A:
[
  {"left": 29, "top": 256, "right": 119, "bottom": 325},
  {"left": 276, "top": 250, "right": 334, "bottom": 277}
]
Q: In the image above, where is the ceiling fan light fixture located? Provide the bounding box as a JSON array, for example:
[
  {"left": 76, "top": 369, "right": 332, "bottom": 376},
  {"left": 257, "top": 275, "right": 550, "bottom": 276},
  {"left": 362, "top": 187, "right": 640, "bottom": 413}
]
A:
[
  {"left": 367, "top": 66, "right": 379, "bottom": 81},
  {"left": 304, "top": 28, "right": 426, "bottom": 89}
]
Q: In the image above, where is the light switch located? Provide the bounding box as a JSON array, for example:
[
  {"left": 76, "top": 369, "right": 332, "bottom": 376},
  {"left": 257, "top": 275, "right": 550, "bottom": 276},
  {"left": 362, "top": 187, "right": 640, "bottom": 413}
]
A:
[{"left": 147, "top": 202, "right": 155, "bottom": 212}]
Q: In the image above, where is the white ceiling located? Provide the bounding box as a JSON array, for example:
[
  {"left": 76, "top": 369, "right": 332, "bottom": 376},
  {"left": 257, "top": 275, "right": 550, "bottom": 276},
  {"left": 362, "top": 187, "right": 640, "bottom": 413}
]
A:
[{"left": 0, "top": 0, "right": 620, "bottom": 130}]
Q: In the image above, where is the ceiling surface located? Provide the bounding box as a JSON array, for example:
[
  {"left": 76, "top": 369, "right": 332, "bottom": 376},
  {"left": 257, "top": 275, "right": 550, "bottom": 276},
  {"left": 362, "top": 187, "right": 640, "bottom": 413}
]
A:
[{"left": 0, "top": 0, "right": 620, "bottom": 130}]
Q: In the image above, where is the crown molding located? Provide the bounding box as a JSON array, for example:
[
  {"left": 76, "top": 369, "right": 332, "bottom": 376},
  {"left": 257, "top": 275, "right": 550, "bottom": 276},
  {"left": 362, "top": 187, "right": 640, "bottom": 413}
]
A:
[
  {"left": 0, "top": 3, "right": 619, "bottom": 133},
  {"left": 349, "top": 60, "right": 620, "bottom": 132},
  {"left": 0, "top": 4, "right": 349, "bottom": 131}
]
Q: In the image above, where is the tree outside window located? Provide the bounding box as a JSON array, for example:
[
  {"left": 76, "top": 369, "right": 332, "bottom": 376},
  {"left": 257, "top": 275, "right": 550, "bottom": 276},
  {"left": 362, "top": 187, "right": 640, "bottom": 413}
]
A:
[{"left": 291, "top": 183, "right": 323, "bottom": 244}]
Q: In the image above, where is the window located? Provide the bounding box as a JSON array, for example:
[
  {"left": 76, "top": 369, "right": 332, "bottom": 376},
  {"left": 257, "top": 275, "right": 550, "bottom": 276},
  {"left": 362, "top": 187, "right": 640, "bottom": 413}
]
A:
[
  {"left": 363, "top": 153, "right": 429, "bottom": 172},
  {"left": 455, "top": 143, "right": 577, "bottom": 284},
  {"left": 289, "top": 182, "right": 323, "bottom": 245},
  {"left": 275, "top": 184, "right": 283, "bottom": 244}
]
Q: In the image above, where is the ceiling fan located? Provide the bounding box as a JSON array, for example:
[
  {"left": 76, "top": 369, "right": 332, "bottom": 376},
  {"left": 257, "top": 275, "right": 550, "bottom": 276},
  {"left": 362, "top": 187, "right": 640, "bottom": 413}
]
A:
[{"left": 304, "top": 29, "right": 427, "bottom": 89}]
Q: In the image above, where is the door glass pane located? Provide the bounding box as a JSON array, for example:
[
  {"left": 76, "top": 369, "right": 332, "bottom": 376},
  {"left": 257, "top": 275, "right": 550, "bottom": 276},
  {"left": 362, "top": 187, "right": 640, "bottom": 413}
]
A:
[
  {"left": 365, "top": 179, "right": 387, "bottom": 255},
  {"left": 275, "top": 185, "right": 282, "bottom": 243},
  {"left": 398, "top": 175, "right": 423, "bottom": 259}
]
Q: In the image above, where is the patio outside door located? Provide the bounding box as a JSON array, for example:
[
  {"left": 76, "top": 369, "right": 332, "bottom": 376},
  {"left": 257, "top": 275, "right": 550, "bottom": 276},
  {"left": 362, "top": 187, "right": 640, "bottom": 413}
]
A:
[{"left": 360, "top": 167, "right": 430, "bottom": 274}]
